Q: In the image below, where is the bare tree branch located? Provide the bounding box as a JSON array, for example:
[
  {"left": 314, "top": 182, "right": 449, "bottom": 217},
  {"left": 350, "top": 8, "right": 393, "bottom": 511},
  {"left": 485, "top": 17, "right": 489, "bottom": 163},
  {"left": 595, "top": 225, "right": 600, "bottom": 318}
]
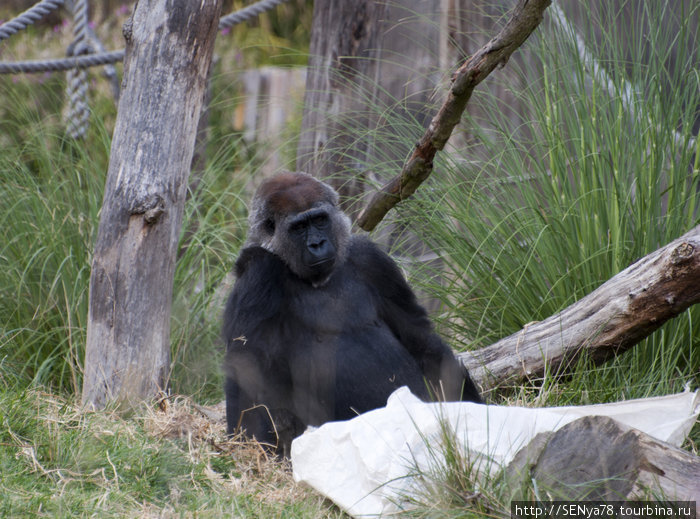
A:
[
  {"left": 460, "top": 224, "right": 700, "bottom": 393},
  {"left": 356, "top": 0, "right": 552, "bottom": 231}
]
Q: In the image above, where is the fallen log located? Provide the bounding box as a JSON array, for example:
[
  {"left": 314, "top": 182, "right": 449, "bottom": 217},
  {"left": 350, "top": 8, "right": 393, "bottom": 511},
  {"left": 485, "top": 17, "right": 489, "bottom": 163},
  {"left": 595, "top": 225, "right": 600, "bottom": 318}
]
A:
[
  {"left": 460, "top": 224, "right": 700, "bottom": 392},
  {"left": 506, "top": 415, "right": 700, "bottom": 503}
]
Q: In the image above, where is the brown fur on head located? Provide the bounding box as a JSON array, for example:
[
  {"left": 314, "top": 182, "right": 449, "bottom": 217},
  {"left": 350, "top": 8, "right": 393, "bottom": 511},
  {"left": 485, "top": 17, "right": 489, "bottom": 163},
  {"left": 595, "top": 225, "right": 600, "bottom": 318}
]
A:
[
  {"left": 256, "top": 171, "right": 338, "bottom": 216},
  {"left": 245, "top": 172, "right": 351, "bottom": 285}
]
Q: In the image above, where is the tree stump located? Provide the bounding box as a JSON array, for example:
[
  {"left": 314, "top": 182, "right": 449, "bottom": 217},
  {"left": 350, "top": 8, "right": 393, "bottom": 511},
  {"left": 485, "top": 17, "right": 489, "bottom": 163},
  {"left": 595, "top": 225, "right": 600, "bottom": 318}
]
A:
[{"left": 506, "top": 415, "right": 700, "bottom": 502}]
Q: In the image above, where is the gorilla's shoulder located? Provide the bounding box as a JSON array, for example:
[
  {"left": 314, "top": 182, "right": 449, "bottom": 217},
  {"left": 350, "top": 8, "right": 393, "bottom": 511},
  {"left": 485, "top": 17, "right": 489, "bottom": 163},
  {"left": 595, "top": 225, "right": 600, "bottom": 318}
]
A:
[
  {"left": 234, "top": 246, "right": 284, "bottom": 278},
  {"left": 347, "top": 235, "right": 388, "bottom": 266},
  {"left": 346, "top": 235, "right": 431, "bottom": 334},
  {"left": 346, "top": 235, "right": 406, "bottom": 286},
  {"left": 347, "top": 234, "right": 386, "bottom": 254}
]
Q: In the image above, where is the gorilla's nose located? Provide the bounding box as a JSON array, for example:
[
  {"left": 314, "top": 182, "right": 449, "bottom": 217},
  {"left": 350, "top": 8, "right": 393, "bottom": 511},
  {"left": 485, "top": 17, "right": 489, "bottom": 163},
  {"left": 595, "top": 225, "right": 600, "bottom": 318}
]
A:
[{"left": 307, "top": 237, "right": 334, "bottom": 264}]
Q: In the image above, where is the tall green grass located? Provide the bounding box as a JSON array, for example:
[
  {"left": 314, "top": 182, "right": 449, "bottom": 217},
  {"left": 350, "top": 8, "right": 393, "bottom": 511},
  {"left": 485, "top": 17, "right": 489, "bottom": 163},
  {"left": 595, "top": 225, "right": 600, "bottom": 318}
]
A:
[
  {"left": 384, "top": 2, "right": 700, "bottom": 511},
  {"left": 168, "top": 137, "right": 250, "bottom": 401},
  {"left": 0, "top": 78, "right": 251, "bottom": 399},
  {"left": 406, "top": 1, "right": 700, "bottom": 404},
  {"left": 0, "top": 81, "right": 105, "bottom": 392}
]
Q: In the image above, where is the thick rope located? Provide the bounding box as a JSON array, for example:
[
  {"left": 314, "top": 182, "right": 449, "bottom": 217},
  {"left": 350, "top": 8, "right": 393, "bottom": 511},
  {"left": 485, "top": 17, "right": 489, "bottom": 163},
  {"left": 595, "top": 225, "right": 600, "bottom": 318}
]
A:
[
  {"left": 0, "top": 0, "right": 65, "bottom": 41},
  {"left": 83, "top": 23, "right": 121, "bottom": 100},
  {"left": 2, "top": 0, "right": 293, "bottom": 138},
  {"left": 0, "top": 0, "right": 293, "bottom": 75},
  {"left": 219, "top": 0, "right": 290, "bottom": 29},
  {"left": 0, "top": 50, "right": 125, "bottom": 74},
  {"left": 65, "top": 0, "right": 91, "bottom": 138}
]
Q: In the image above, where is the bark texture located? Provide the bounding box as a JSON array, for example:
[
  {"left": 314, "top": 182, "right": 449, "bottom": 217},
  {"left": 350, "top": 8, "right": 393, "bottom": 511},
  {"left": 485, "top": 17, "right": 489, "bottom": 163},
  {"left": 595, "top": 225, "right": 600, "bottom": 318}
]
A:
[
  {"left": 461, "top": 225, "right": 700, "bottom": 392},
  {"left": 507, "top": 415, "right": 700, "bottom": 502},
  {"left": 82, "top": 0, "right": 223, "bottom": 409},
  {"left": 356, "top": 0, "right": 552, "bottom": 231}
]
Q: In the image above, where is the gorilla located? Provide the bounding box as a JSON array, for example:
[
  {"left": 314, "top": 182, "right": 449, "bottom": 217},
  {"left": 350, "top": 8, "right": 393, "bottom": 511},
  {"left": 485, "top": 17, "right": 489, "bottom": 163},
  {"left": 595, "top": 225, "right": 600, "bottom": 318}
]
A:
[{"left": 223, "top": 171, "right": 481, "bottom": 455}]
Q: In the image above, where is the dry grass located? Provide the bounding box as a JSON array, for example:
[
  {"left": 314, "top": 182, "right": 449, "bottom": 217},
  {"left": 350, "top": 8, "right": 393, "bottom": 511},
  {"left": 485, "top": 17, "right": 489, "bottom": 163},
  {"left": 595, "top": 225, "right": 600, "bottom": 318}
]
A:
[
  {"left": 141, "top": 394, "right": 321, "bottom": 507},
  {"left": 1, "top": 389, "right": 343, "bottom": 518}
]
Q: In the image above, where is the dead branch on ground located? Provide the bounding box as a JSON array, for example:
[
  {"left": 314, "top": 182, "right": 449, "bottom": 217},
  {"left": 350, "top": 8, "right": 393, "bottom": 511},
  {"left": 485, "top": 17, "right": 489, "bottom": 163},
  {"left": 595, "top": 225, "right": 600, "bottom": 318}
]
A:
[{"left": 461, "top": 225, "right": 700, "bottom": 392}]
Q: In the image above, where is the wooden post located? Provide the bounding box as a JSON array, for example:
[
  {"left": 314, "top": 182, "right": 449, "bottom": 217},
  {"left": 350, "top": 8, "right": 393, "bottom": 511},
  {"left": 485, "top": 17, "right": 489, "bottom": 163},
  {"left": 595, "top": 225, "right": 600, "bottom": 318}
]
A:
[
  {"left": 82, "top": 0, "right": 223, "bottom": 409},
  {"left": 296, "top": 0, "right": 444, "bottom": 214},
  {"left": 296, "top": 0, "right": 388, "bottom": 209}
]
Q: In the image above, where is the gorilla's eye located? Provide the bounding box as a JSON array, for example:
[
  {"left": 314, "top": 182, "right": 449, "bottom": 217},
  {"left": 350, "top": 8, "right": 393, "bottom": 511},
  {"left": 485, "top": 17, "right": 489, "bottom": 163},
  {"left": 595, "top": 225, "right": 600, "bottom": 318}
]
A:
[
  {"left": 310, "top": 214, "right": 329, "bottom": 228},
  {"left": 264, "top": 218, "right": 275, "bottom": 234},
  {"left": 289, "top": 220, "right": 307, "bottom": 235}
]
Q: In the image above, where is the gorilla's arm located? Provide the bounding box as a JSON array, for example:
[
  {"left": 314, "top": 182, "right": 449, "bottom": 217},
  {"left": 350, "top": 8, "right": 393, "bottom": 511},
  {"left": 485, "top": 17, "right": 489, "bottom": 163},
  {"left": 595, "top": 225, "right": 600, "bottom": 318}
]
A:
[
  {"left": 224, "top": 246, "right": 285, "bottom": 339},
  {"left": 223, "top": 247, "right": 303, "bottom": 447},
  {"left": 352, "top": 237, "right": 481, "bottom": 402}
]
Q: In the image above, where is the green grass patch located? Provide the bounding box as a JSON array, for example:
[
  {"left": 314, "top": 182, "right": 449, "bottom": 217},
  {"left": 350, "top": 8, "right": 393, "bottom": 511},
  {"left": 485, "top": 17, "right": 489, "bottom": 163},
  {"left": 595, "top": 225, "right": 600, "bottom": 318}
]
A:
[{"left": 0, "top": 388, "right": 342, "bottom": 517}]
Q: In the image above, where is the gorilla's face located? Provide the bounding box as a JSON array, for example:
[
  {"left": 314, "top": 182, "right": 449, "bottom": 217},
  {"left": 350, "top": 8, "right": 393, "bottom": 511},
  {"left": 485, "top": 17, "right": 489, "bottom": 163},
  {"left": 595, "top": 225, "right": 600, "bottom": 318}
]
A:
[
  {"left": 246, "top": 172, "right": 351, "bottom": 287},
  {"left": 279, "top": 206, "right": 338, "bottom": 285}
]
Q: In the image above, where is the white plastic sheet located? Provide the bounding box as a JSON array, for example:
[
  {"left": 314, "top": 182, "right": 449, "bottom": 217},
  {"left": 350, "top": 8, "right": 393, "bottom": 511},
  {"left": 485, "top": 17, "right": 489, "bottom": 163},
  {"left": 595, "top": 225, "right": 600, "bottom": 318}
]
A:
[{"left": 291, "top": 387, "right": 700, "bottom": 517}]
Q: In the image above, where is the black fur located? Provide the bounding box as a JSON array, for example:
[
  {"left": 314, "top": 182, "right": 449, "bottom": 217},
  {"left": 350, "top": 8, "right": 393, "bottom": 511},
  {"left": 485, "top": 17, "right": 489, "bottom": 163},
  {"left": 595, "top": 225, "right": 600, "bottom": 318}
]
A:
[{"left": 223, "top": 235, "right": 481, "bottom": 455}]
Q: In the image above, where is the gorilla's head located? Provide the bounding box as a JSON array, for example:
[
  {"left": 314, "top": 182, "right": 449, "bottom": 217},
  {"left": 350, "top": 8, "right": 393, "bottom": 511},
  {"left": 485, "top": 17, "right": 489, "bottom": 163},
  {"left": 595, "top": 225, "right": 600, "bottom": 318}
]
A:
[{"left": 246, "top": 172, "right": 352, "bottom": 286}]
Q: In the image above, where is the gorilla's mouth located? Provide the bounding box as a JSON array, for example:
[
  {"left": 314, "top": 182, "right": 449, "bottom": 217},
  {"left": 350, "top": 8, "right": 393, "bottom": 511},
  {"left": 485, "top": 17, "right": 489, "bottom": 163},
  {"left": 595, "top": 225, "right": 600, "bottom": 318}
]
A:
[
  {"left": 305, "top": 257, "right": 336, "bottom": 287},
  {"left": 309, "top": 257, "right": 334, "bottom": 268}
]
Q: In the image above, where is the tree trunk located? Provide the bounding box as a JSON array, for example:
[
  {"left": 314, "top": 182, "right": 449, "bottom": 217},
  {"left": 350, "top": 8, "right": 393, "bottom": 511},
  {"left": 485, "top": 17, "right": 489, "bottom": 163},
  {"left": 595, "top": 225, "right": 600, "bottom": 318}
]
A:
[
  {"left": 461, "top": 224, "right": 700, "bottom": 392},
  {"left": 295, "top": 0, "right": 388, "bottom": 211},
  {"left": 296, "top": 0, "right": 444, "bottom": 217},
  {"left": 507, "top": 415, "right": 700, "bottom": 502},
  {"left": 82, "top": 0, "right": 223, "bottom": 409}
]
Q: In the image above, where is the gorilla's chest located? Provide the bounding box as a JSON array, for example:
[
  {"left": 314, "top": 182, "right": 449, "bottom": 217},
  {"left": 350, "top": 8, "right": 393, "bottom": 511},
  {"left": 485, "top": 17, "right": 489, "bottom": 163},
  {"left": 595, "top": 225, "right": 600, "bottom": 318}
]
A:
[{"left": 284, "top": 269, "right": 380, "bottom": 335}]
